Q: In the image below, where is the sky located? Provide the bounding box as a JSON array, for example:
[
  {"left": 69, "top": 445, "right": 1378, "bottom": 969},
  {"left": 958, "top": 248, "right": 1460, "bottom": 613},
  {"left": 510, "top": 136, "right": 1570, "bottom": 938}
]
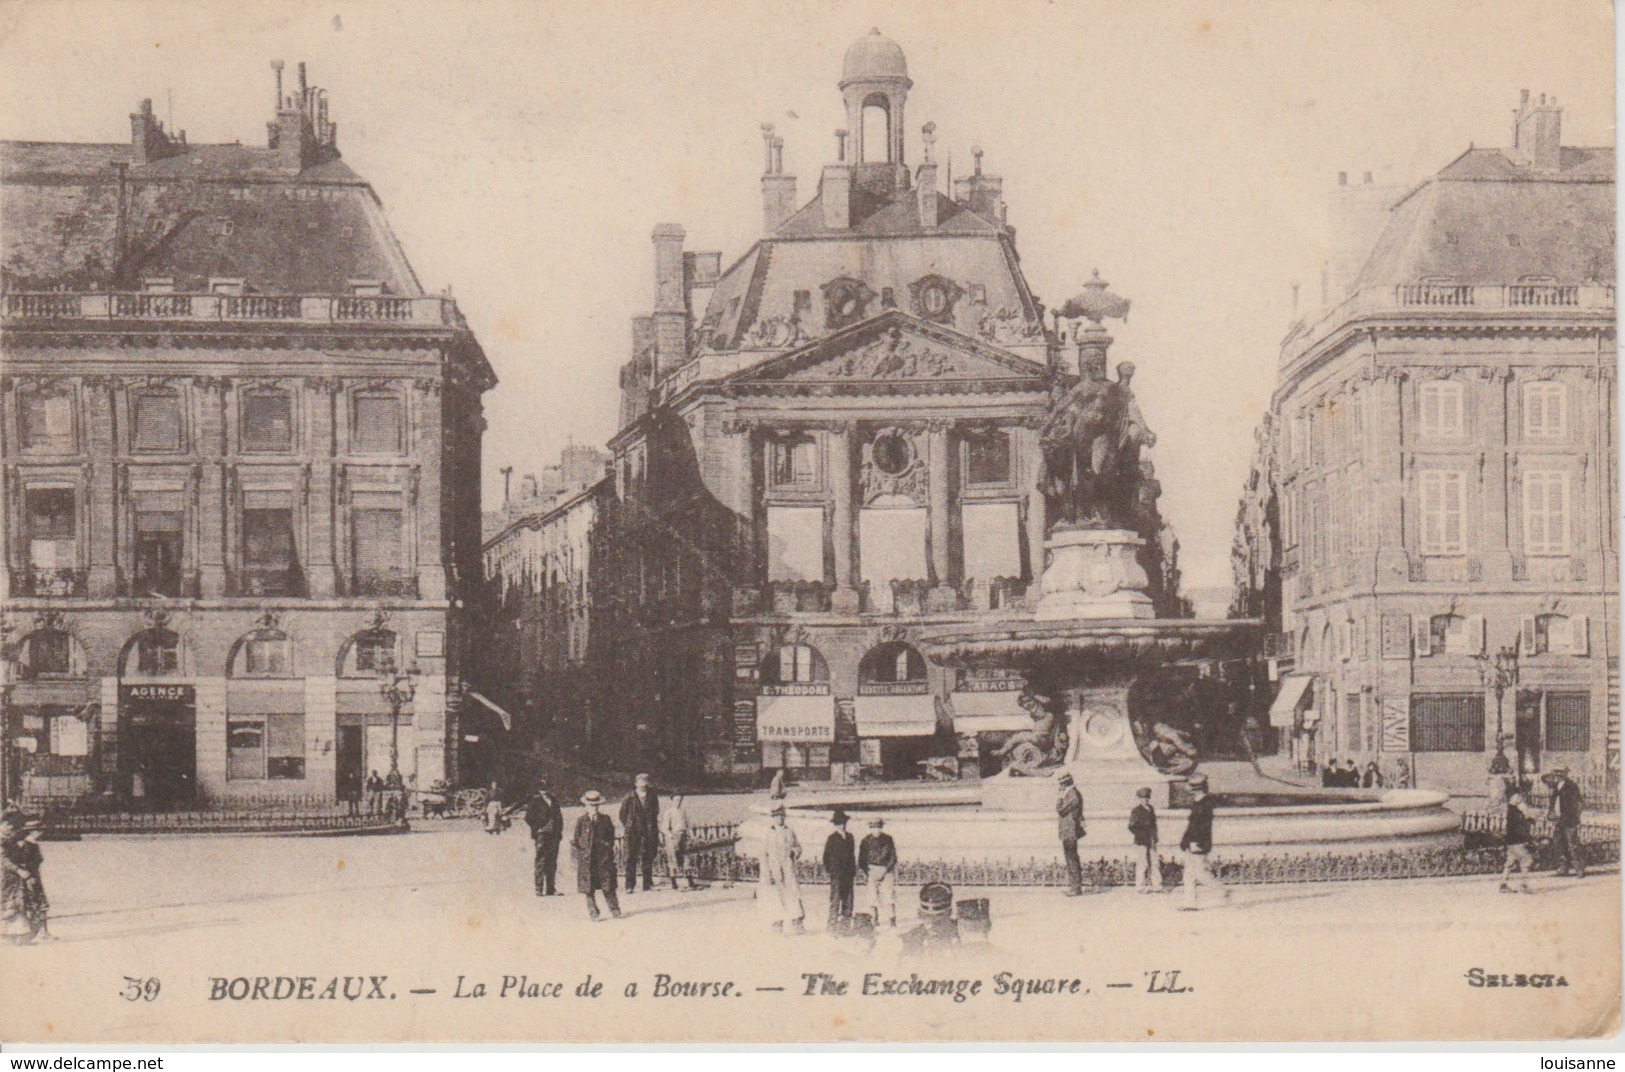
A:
[{"left": 0, "top": 0, "right": 1613, "bottom": 591}]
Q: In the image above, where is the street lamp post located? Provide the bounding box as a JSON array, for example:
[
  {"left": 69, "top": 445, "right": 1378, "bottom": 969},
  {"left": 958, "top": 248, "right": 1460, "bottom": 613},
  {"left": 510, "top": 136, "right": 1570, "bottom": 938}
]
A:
[
  {"left": 377, "top": 656, "right": 419, "bottom": 778},
  {"left": 1476, "top": 643, "right": 1520, "bottom": 781}
]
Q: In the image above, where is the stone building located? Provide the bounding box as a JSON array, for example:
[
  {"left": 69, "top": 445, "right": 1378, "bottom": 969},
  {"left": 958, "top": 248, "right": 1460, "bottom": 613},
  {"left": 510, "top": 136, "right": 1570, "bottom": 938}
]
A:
[
  {"left": 0, "top": 63, "right": 494, "bottom": 807},
  {"left": 478, "top": 446, "right": 610, "bottom": 766},
  {"left": 595, "top": 32, "right": 1182, "bottom": 785},
  {"left": 1233, "top": 92, "right": 1616, "bottom": 793}
]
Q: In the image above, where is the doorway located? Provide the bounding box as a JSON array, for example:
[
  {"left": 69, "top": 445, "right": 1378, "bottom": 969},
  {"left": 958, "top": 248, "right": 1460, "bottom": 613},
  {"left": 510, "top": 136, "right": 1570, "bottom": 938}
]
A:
[
  {"left": 336, "top": 718, "right": 364, "bottom": 804},
  {"left": 119, "top": 685, "right": 197, "bottom": 807}
]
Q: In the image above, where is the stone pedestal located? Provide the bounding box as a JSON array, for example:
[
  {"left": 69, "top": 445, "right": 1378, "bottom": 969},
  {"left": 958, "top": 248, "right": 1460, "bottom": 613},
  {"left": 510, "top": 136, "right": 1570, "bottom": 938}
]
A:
[
  {"left": 1034, "top": 527, "right": 1154, "bottom": 621},
  {"left": 982, "top": 685, "right": 1180, "bottom": 813}
]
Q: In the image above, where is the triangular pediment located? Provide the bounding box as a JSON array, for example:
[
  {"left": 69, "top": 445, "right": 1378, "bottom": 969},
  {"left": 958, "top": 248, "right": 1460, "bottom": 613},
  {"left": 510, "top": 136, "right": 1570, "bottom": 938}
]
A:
[{"left": 727, "top": 311, "right": 1046, "bottom": 386}]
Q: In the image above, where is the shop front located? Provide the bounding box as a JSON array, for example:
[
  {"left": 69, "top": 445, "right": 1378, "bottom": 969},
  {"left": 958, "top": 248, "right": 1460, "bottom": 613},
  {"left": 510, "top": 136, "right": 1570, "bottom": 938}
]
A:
[
  {"left": 757, "top": 685, "right": 835, "bottom": 782},
  {"left": 948, "top": 668, "right": 1034, "bottom": 777},
  {"left": 5, "top": 678, "right": 98, "bottom": 804},
  {"left": 119, "top": 683, "right": 197, "bottom": 807}
]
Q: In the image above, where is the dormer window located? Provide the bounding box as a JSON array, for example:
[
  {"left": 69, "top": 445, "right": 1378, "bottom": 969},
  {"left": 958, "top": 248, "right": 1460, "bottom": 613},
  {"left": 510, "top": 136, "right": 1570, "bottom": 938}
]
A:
[
  {"left": 348, "top": 280, "right": 385, "bottom": 297},
  {"left": 142, "top": 277, "right": 175, "bottom": 294},
  {"left": 213, "top": 218, "right": 235, "bottom": 238},
  {"left": 209, "top": 278, "right": 246, "bottom": 295}
]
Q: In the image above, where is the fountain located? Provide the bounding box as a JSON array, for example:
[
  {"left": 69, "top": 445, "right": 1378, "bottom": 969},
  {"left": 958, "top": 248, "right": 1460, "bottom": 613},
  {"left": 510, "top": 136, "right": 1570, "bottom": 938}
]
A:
[{"left": 739, "top": 275, "right": 1458, "bottom": 869}]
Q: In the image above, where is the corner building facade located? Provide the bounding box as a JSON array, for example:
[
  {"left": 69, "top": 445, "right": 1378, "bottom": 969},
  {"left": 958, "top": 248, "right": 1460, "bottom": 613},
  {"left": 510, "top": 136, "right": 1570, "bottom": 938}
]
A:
[
  {"left": 1, "top": 66, "right": 494, "bottom": 806},
  {"left": 1234, "top": 93, "right": 1616, "bottom": 793},
  {"left": 596, "top": 33, "right": 1181, "bottom": 785}
]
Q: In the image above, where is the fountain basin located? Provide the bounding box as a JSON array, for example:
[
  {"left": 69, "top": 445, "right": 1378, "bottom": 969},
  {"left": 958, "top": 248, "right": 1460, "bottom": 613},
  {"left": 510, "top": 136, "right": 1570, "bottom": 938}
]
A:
[{"left": 738, "top": 784, "right": 1460, "bottom": 866}]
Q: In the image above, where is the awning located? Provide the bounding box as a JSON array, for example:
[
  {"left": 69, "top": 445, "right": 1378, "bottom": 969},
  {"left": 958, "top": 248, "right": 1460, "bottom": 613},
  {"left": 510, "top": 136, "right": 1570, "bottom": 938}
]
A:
[
  {"left": 948, "top": 691, "right": 1032, "bottom": 733},
  {"left": 1269, "top": 675, "right": 1314, "bottom": 728},
  {"left": 465, "top": 689, "right": 514, "bottom": 732},
  {"left": 854, "top": 694, "right": 937, "bottom": 738},
  {"left": 757, "top": 694, "right": 835, "bottom": 743}
]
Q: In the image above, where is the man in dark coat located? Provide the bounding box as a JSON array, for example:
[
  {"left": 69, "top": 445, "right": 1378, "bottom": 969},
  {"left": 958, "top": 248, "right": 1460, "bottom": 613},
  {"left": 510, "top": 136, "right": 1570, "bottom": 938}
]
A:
[
  {"left": 573, "top": 791, "right": 622, "bottom": 920},
  {"left": 1178, "top": 774, "right": 1228, "bottom": 911},
  {"left": 1128, "top": 786, "right": 1162, "bottom": 892},
  {"left": 822, "top": 809, "right": 856, "bottom": 930},
  {"left": 524, "top": 783, "right": 565, "bottom": 896},
  {"left": 1056, "top": 772, "right": 1086, "bottom": 897},
  {"left": 1547, "top": 767, "right": 1586, "bottom": 878},
  {"left": 618, "top": 773, "right": 660, "bottom": 893}
]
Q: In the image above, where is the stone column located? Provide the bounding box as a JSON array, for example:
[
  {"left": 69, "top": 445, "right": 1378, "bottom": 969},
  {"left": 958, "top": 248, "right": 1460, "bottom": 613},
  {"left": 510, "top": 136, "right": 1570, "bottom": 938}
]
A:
[
  {"left": 926, "top": 421, "right": 956, "bottom": 610},
  {"left": 830, "top": 423, "right": 859, "bottom": 613},
  {"left": 1019, "top": 423, "right": 1047, "bottom": 599},
  {"left": 413, "top": 379, "right": 446, "bottom": 601},
  {"left": 304, "top": 676, "right": 338, "bottom": 801},
  {"left": 85, "top": 378, "right": 118, "bottom": 596}
]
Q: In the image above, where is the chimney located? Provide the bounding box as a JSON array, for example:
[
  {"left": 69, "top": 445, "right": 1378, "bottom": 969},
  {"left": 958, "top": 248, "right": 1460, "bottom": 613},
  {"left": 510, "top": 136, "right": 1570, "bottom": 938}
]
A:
[
  {"left": 651, "top": 224, "right": 690, "bottom": 379},
  {"left": 953, "top": 144, "right": 1005, "bottom": 226},
  {"left": 130, "top": 98, "right": 175, "bottom": 164},
  {"left": 267, "top": 60, "right": 339, "bottom": 173},
  {"left": 760, "top": 124, "right": 798, "bottom": 233},
  {"left": 821, "top": 163, "right": 852, "bottom": 230},
  {"left": 1511, "top": 89, "right": 1563, "bottom": 171},
  {"left": 915, "top": 122, "right": 939, "bottom": 228}
]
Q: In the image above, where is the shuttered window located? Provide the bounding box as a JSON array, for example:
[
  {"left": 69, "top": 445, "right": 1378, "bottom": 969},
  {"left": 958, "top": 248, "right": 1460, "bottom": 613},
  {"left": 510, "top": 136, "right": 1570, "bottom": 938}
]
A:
[
  {"left": 353, "top": 394, "right": 402, "bottom": 453},
  {"left": 353, "top": 509, "right": 403, "bottom": 570},
  {"left": 26, "top": 487, "right": 76, "bottom": 570},
  {"left": 133, "top": 390, "right": 183, "bottom": 452},
  {"left": 1523, "top": 470, "right": 1569, "bottom": 556},
  {"left": 1410, "top": 693, "right": 1484, "bottom": 752},
  {"left": 1419, "top": 470, "right": 1465, "bottom": 555},
  {"left": 242, "top": 391, "right": 293, "bottom": 452},
  {"left": 1418, "top": 381, "right": 1463, "bottom": 438},
  {"left": 1545, "top": 693, "right": 1590, "bottom": 752},
  {"left": 1523, "top": 382, "right": 1567, "bottom": 440}
]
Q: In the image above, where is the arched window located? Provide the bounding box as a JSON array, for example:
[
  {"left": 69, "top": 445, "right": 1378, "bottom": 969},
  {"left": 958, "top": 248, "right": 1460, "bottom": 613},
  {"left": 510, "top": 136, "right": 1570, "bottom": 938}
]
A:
[
  {"left": 349, "top": 629, "right": 398, "bottom": 676},
  {"left": 231, "top": 625, "right": 293, "bottom": 678},
  {"left": 761, "top": 643, "right": 828, "bottom": 686},
  {"left": 136, "top": 627, "right": 181, "bottom": 675},
  {"left": 859, "top": 641, "right": 928, "bottom": 687},
  {"left": 18, "top": 628, "right": 79, "bottom": 679}
]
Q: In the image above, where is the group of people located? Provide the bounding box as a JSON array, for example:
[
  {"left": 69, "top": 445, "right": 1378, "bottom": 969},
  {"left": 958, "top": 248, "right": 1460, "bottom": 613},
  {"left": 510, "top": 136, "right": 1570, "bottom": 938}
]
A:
[
  {"left": 1, "top": 807, "right": 52, "bottom": 944},
  {"left": 1320, "top": 759, "right": 1383, "bottom": 789},
  {"left": 356, "top": 769, "right": 407, "bottom": 819},
  {"left": 1500, "top": 766, "right": 1588, "bottom": 893},
  {"left": 521, "top": 774, "right": 698, "bottom": 921},
  {"left": 1059, "top": 771, "right": 1229, "bottom": 910},
  {"left": 758, "top": 805, "right": 900, "bottom": 936}
]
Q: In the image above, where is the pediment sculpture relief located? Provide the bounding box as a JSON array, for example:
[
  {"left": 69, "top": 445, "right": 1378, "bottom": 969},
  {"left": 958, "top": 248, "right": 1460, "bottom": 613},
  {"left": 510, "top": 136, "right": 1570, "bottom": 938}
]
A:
[{"left": 785, "top": 326, "right": 974, "bottom": 381}]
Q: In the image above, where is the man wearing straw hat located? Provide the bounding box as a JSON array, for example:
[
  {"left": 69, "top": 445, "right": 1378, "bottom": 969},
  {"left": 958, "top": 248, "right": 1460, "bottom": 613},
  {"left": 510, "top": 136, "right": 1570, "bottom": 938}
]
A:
[{"left": 572, "top": 791, "right": 623, "bottom": 921}]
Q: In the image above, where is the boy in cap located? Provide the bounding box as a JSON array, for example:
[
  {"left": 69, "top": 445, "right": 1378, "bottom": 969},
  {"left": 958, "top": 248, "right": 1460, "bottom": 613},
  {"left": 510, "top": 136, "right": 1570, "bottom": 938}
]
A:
[
  {"left": 1056, "top": 772, "right": 1086, "bottom": 896},
  {"left": 572, "top": 791, "right": 623, "bottom": 920},
  {"left": 1128, "top": 786, "right": 1163, "bottom": 893},
  {"left": 858, "top": 817, "right": 898, "bottom": 927},
  {"left": 760, "top": 804, "right": 805, "bottom": 934},
  {"left": 822, "top": 809, "right": 857, "bottom": 929},
  {"left": 1178, "top": 774, "right": 1228, "bottom": 910}
]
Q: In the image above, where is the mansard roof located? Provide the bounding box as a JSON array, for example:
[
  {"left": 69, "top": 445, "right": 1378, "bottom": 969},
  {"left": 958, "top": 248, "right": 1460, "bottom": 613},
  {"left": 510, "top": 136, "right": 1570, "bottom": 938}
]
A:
[
  {"left": 1, "top": 139, "right": 420, "bottom": 294},
  {"left": 1354, "top": 146, "right": 1615, "bottom": 289}
]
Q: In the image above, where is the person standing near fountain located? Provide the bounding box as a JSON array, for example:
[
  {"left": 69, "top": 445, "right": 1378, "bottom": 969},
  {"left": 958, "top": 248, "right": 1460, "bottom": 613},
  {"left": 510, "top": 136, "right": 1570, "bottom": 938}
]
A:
[
  {"left": 822, "top": 810, "right": 856, "bottom": 930},
  {"left": 760, "top": 805, "right": 806, "bottom": 935},
  {"left": 1128, "top": 787, "right": 1163, "bottom": 893},
  {"left": 1056, "top": 773, "right": 1087, "bottom": 897},
  {"left": 858, "top": 817, "right": 899, "bottom": 928},
  {"left": 1177, "top": 775, "right": 1228, "bottom": 911}
]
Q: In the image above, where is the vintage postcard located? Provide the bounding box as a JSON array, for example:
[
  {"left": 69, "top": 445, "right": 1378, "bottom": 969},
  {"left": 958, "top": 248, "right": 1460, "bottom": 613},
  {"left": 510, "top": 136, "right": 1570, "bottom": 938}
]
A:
[{"left": 0, "top": 0, "right": 1618, "bottom": 1045}]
